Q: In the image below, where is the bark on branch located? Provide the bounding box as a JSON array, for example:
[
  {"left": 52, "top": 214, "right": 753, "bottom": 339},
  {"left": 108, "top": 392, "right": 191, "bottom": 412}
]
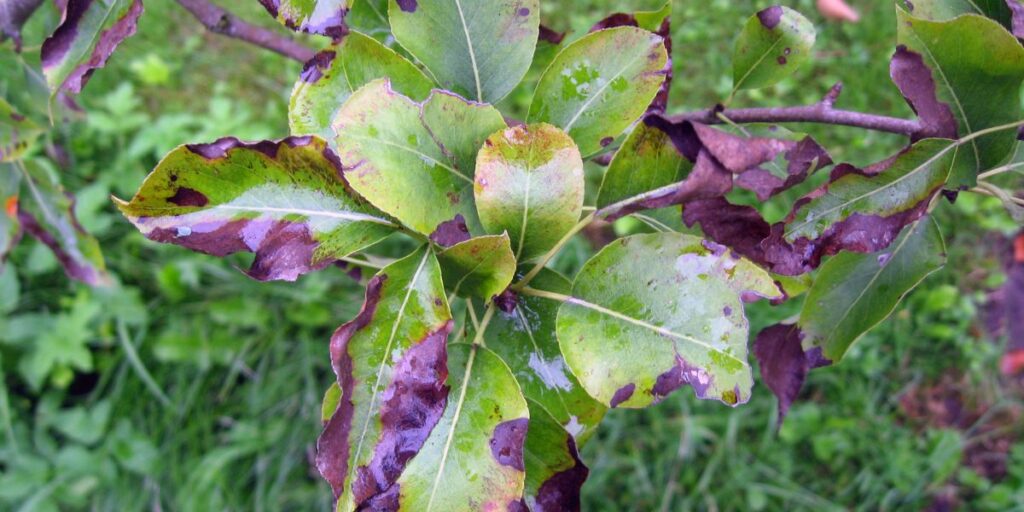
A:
[{"left": 175, "top": 0, "right": 315, "bottom": 63}]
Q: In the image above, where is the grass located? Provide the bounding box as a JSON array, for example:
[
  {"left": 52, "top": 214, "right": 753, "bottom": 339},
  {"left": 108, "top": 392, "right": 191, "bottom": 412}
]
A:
[{"left": 1, "top": 1, "right": 1023, "bottom": 511}]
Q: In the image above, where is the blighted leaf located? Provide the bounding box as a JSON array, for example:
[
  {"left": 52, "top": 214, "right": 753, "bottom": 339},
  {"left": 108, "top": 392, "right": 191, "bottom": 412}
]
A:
[
  {"left": 800, "top": 217, "right": 946, "bottom": 361},
  {"left": 259, "top": 0, "right": 348, "bottom": 38},
  {"left": 0, "top": 0, "right": 43, "bottom": 51},
  {"left": 289, "top": 31, "right": 433, "bottom": 140},
  {"left": 597, "top": 116, "right": 691, "bottom": 209},
  {"left": 437, "top": 234, "right": 515, "bottom": 300},
  {"left": 41, "top": 0, "right": 144, "bottom": 95},
  {"left": 528, "top": 26, "right": 668, "bottom": 157},
  {"left": 333, "top": 80, "right": 506, "bottom": 237},
  {"left": 1009, "top": 0, "right": 1024, "bottom": 38},
  {"left": 785, "top": 139, "right": 953, "bottom": 247},
  {"left": 19, "top": 159, "right": 108, "bottom": 286},
  {"left": 1, "top": 167, "right": 21, "bottom": 270},
  {"left": 474, "top": 123, "right": 584, "bottom": 261},
  {"left": 390, "top": 343, "right": 529, "bottom": 511},
  {"left": 482, "top": 269, "right": 606, "bottom": 444},
  {"left": 522, "top": 399, "right": 589, "bottom": 512},
  {"left": 556, "top": 233, "right": 781, "bottom": 409},
  {"left": 753, "top": 324, "right": 829, "bottom": 424},
  {"left": 732, "top": 6, "right": 815, "bottom": 92},
  {"left": 889, "top": 46, "right": 958, "bottom": 141},
  {"left": 317, "top": 245, "right": 452, "bottom": 509},
  {"left": 897, "top": 8, "right": 1024, "bottom": 186},
  {"left": 590, "top": 1, "right": 673, "bottom": 113},
  {"left": 387, "top": 0, "right": 539, "bottom": 104},
  {"left": 116, "top": 136, "right": 395, "bottom": 282},
  {"left": 0, "top": 98, "right": 43, "bottom": 163}
]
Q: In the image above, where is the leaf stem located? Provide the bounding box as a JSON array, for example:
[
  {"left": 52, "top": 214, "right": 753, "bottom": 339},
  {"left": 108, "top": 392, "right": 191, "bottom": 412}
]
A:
[
  {"left": 512, "top": 212, "right": 596, "bottom": 291},
  {"left": 470, "top": 303, "right": 496, "bottom": 347},
  {"left": 977, "top": 161, "right": 1024, "bottom": 181},
  {"left": 518, "top": 286, "right": 571, "bottom": 303}
]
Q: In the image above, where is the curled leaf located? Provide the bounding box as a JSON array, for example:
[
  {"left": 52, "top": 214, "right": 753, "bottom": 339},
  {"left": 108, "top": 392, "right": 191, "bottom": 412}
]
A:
[
  {"left": 890, "top": 46, "right": 958, "bottom": 141},
  {"left": 117, "top": 136, "right": 395, "bottom": 282},
  {"left": 753, "top": 324, "right": 830, "bottom": 425},
  {"left": 0, "top": 0, "right": 44, "bottom": 51},
  {"left": 522, "top": 399, "right": 589, "bottom": 512},
  {"left": 41, "top": 0, "right": 144, "bottom": 95},
  {"left": 259, "top": 0, "right": 349, "bottom": 38}
]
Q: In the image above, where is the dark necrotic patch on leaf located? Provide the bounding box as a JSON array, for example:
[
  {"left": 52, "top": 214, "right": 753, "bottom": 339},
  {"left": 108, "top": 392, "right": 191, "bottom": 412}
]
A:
[
  {"left": 0, "top": 0, "right": 44, "bottom": 50},
  {"left": 538, "top": 24, "right": 566, "bottom": 44},
  {"left": 352, "top": 321, "right": 453, "bottom": 506},
  {"left": 590, "top": 12, "right": 637, "bottom": 31},
  {"left": 534, "top": 436, "right": 589, "bottom": 512},
  {"left": 651, "top": 356, "right": 716, "bottom": 400},
  {"left": 507, "top": 499, "right": 530, "bottom": 512},
  {"left": 890, "top": 46, "right": 958, "bottom": 140},
  {"left": 736, "top": 137, "right": 832, "bottom": 200},
  {"left": 428, "top": 214, "right": 470, "bottom": 248},
  {"left": 754, "top": 323, "right": 831, "bottom": 424},
  {"left": 609, "top": 383, "right": 635, "bottom": 408},
  {"left": 396, "top": 0, "right": 417, "bottom": 13},
  {"left": 167, "top": 187, "right": 208, "bottom": 207},
  {"left": 186, "top": 137, "right": 288, "bottom": 160},
  {"left": 301, "top": 49, "right": 337, "bottom": 83},
  {"left": 489, "top": 418, "right": 528, "bottom": 471},
  {"left": 318, "top": 274, "right": 388, "bottom": 497},
  {"left": 41, "top": 0, "right": 144, "bottom": 94},
  {"left": 494, "top": 288, "right": 519, "bottom": 313},
  {"left": 258, "top": 0, "right": 349, "bottom": 39},
  {"left": 757, "top": 5, "right": 783, "bottom": 29}
]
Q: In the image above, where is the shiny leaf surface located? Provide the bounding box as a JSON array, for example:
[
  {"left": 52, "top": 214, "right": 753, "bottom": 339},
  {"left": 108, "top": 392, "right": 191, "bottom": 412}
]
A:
[
  {"left": 388, "top": 0, "right": 539, "bottom": 103},
  {"left": 557, "top": 233, "right": 781, "bottom": 409},
  {"left": 528, "top": 26, "right": 668, "bottom": 157},
  {"left": 474, "top": 123, "right": 585, "bottom": 261},
  {"left": 732, "top": 5, "right": 815, "bottom": 92},
  {"left": 437, "top": 234, "right": 516, "bottom": 300},
  {"left": 117, "top": 136, "right": 395, "bottom": 282}
]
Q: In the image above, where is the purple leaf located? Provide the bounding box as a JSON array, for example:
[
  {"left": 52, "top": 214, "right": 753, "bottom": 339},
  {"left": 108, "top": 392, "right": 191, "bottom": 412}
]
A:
[
  {"left": 1010, "top": 0, "right": 1024, "bottom": 39},
  {"left": 754, "top": 323, "right": 830, "bottom": 424},
  {"left": 41, "top": 0, "right": 144, "bottom": 95},
  {"left": 735, "top": 136, "right": 833, "bottom": 200},
  {"left": 429, "top": 214, "right": 470, "bottom": 248},
  {"left": 0, "top": 0, "right": 44, "bottom": 51},
  {"left": 889, "top": 46, "right": 958, "bottom": 140}
]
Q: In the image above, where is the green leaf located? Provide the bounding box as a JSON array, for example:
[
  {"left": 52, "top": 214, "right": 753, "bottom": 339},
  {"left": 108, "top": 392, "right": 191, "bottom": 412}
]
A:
[
  {"left": 41, "top": 0, "right": 144, "bottom": 95},
  {"left": 19, "top": 159, "right": 109, "bottom": 286},
  {"left": 799, "top": 217, "right": 947, "bottom": 361},
  {"left": 596, "top": 117, "right": 692, "bottom": 208},
  {"left": 393, "top": 343, "right": 528, "bottom": 511},
  {"left": 522, "top": 398, "right": 589, "bottom": 511},
  {"left": 0, "top": 98, "right": 42, "bottom": 163},
  {"left": 474, "top": 123, "right": 585, "bottom": 262},
  {"left": 322, "top": 382, "right": 342, "bottom": 423},
  {"left": 116, "top": 136, "right": 394, "bottom": 282},
  {"left": 784, "top": 139, "right": 954, "bottom": 243},
  {"left": 258, "top": 0, "right": 349, "bottom": 38},
  {"left": 556, "top": 233, "right": 781, "bottom": 409},
  {"left": 898, "top": 0, "right": 1012, "bottom": 26},
  {"left": 483, "top": 269, "right": 607, "bottom": 444},
  {"left": 528, "top": 26, "right": 668, "bottom": 157},
  {"left": 349, "top": 0, "right": 392, "bottom": 41},
  {"left": 897, "top": 9, "right": 1024, "bottom": 186},
  {"left": 387, "top": 0, "right": 540, "bottom": 103},
  {"left": 317, "top": 245, "right": 453, "bottom": 510},
  {"left": 333, "top": 80, "right": 507, "bottom": 237},
  {"left": 437, "top": 234, "right": 516, "bottom": 300},
  {"left": 731, "top": 5, "right": 815, "bottom": 93},
  {"left": 289, "top": 31, "right": 433, "bottom": 140}
]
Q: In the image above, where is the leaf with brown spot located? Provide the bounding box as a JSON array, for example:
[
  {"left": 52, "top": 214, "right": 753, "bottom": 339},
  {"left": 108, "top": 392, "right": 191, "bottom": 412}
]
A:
[
  {"left": 522, "top": 399, "right": 589, "bottom": 512},
  {"left": 259, "top": 0, "right": 349, "bottom": 38},
  {"left": 117, "top": 136, "right": 395, "bottom": 282},
  {"left": 754, "top": 323, "right": 830, "bottom": 424},
  {"left": 732, "top": 5, "right": 815, "bottom": 92}
]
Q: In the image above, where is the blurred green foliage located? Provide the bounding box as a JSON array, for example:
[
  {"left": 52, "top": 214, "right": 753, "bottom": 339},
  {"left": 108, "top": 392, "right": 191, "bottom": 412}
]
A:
[{"left": 0, "top": 0, "right": 1021, "bottom": 511}]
